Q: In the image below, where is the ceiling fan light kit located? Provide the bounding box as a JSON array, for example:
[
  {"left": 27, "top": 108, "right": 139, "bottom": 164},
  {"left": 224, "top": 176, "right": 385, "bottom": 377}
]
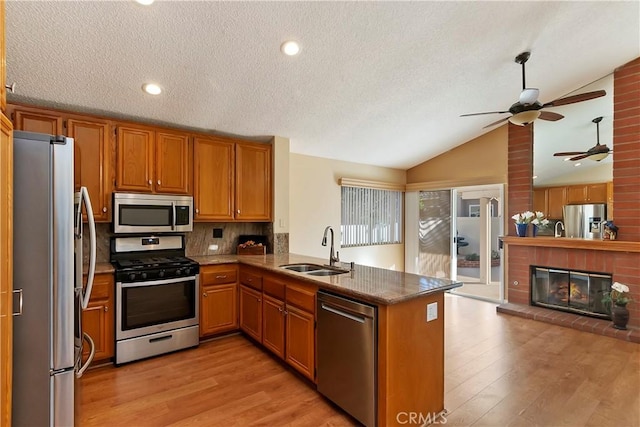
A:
[
  {"left": 509, "top": 110, "right": 541, "bottom": 126},
  {"left": 460, "top": 51, "right": 606, "bottom": 128},
  {"left": 553, "top": 116, "right": 612, "bottom": 161}
]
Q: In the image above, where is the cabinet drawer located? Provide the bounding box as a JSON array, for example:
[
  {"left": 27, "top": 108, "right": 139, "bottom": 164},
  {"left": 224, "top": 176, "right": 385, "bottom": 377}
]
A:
[
  {"left": 263, "top": 276, "right": 285, "bottom": 300},
  {"left": 201, "top": 266, "right": 237, "bottom": 285},
  {"left": 286, "top": 284, "right": 316, "bottom": 313},
  {"left": 83, "top": 273, "right": 113, "bottom": 300},
  {"left": 239, "top": 270, "right": 263, "bottom": 291}
]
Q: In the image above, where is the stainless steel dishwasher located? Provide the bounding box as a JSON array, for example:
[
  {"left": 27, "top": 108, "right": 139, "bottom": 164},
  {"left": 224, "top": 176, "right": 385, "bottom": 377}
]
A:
[{"left": 317, "top": 291, "right": 377, "bottom": 427}]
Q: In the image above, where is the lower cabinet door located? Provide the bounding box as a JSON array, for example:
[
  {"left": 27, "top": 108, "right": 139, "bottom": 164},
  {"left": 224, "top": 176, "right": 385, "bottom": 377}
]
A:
[
  {"left": 285, "top": 305, "right": 315, "bottom": 381},
  {"left": 200, "top": 283, "right": 238, "bottom": 337},
  {"left": 82, "top": 274, "right": 114, "bottom": 363},
  {"left": 239, "top": 285, "right": 262, "bottom": 342},
  {"left": 262, "top": 294, "right": 285, "bottom": 359}
]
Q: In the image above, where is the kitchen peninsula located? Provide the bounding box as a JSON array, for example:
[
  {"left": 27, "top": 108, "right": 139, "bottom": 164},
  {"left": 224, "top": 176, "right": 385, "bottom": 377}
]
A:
[{"left": 192, "top": 253, "right": 462, "bottom": 426}]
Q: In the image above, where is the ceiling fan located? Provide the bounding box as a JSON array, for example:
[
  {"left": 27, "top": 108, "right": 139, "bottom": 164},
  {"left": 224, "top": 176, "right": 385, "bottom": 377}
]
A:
[
  {"left": 461, "top": 51, "right": 606, "bottom": 128},
  {"left": 553, "top": 116, "right": 612, "bottom": 161}
]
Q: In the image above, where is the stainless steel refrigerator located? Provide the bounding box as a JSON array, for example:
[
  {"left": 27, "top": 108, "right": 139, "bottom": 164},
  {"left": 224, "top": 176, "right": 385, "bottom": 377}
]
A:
[
  {"left": 12, "top": 130, "right": 97, "bottom": 426},
  {"left": 563, "top": 203, "right": 606, "bottom": 239}
]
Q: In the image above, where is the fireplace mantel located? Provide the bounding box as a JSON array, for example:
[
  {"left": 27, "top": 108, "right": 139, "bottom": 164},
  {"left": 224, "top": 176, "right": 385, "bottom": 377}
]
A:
[{"left": 501, "top": 236, "right": 640, "bottom": 253}]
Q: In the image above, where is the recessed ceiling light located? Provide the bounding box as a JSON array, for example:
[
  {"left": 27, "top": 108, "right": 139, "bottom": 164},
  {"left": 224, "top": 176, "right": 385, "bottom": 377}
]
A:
[
  {"left": 142, "top": 83, "right": 162, "bottom": 95},
  {"left": 135, "top": 0, "right": 154, "bottom": 5},
  {"left": 280, "top": 41, "right": 300, "bottom": 56},
  {"left": 574, "top": 163, "right": 581, "bottom": 167}
]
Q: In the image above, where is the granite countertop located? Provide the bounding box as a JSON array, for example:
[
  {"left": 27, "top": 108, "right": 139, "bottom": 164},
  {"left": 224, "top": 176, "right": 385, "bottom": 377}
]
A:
[
  {"left": 84, "top": 262, "right": 115, "bottom": 275},
  {"left": 192, "top": 253, "right": 462, "bottom": 305}
]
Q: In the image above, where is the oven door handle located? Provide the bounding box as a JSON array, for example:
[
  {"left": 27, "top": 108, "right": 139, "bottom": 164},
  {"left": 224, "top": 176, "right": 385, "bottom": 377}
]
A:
[{"left": 119, "top": 275, "right": 197, "bottom": 288}]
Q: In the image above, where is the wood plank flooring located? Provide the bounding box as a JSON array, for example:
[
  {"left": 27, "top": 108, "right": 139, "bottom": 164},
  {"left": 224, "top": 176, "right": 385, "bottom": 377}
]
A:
[{"left": 79, "top": 294, "right": 640, "bottom": 426}]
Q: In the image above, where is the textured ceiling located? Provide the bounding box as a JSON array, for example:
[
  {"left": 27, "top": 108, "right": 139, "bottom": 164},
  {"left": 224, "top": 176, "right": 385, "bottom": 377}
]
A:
[{"left": 5, "top": 1, "right": 640, "bottom": 170}]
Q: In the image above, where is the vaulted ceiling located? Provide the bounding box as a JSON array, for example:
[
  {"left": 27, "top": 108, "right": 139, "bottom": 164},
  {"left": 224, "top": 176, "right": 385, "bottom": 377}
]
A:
[{"left": 5, "top": 1, "right": 639, "bottom": 169}]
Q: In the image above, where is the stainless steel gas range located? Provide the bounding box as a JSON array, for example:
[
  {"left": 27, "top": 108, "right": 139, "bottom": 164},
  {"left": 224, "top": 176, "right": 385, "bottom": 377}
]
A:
[{"left": 111, "top": 235, "right": 200, "bottom": 365}]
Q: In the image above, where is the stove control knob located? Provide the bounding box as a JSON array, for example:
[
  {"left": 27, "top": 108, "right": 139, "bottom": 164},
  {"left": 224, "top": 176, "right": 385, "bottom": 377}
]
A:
[
  {"left": 158, "top": 270, "right": 165, "bottom": 278},
  {"left": 128, "top": 273, "right": 136, "bottom": 281},
  {"left": 141, "top": 272, "right": 148, "bottom": 280},
  {"left": 184, "top": 267, "right": 192, "bottom": 276},
  {"left": 176, "top": 269, "right": 183, "bottom": 276}
]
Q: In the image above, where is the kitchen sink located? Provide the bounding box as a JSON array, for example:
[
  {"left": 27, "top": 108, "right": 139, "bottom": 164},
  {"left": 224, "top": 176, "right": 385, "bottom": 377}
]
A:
[
  {"left": 279, "top": 263, "right": 324, "bottom": 272},
  {"left": 306, "top": 269, "right": 346, "bottom": 276},
  {"left": 279, "top": 263, "right": 349, "bottom": 276}
]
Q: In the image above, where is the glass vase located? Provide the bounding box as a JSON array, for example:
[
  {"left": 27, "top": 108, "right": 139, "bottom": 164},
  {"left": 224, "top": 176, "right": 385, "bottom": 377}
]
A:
[{"left": 515, "top": 223, "right": 528, "bottom": 237}]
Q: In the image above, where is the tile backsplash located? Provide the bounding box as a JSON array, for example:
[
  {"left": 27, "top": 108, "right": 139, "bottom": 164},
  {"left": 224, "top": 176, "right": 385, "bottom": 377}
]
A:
[{"left": 86, "top": 222, "right": 279, "bottom": 263}]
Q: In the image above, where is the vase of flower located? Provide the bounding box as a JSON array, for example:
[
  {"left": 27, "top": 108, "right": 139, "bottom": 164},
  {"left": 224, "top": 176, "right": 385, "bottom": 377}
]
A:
[
  {"left": 515, "top": 223, "right": 528, "bottom": 237},
  {"left": 611, "top": 303, "right": 630, "bottom": 330}
]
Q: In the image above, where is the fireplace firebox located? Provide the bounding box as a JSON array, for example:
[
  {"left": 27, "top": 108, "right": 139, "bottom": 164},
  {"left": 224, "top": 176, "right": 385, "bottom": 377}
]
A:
[{"left": 531, "top": 267, "right": 612, "bottom": 319}]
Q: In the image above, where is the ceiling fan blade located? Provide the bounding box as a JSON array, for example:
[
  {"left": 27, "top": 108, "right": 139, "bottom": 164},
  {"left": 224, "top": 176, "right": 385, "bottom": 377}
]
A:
[
  {"left": 539, "top": 111, "right": 564, "bottom": 121},
  {"left": 554, "top": 151, "right": 587, "bottom": 156},
  {"left": 460, "top": 111, "right": 509, "bottom": 117},
  {"left": 542, "top": 90, "right": 606, "bottom": 108},
  {"left": 483, "top": 116, "right": 511, "bottom": 129},
  {"left": 569, "top": 154, "right": 590, "bottom": 161},
  {"left": 519, "top": 88, "right": 539, "bottom": 105}
]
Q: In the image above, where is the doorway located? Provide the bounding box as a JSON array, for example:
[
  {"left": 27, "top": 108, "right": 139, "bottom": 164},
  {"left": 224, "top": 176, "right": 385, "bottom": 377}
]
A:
[{"left": 407, "top": 185, "right": 504, "bottom": 302}]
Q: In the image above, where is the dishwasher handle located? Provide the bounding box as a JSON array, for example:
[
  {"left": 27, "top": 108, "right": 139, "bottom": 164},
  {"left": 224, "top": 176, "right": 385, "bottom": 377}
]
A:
[{"left": 321, "top": 303, "right": 366, "bottom": 323}]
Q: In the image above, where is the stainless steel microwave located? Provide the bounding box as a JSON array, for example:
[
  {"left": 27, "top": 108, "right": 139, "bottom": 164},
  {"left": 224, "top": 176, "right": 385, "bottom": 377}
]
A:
[{"left": 113, "top": 193, "right": 193, "bottom": 234}]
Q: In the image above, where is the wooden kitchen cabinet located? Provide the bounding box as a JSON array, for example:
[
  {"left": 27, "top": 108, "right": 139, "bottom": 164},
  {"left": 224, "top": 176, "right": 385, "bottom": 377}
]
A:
[
  {"left": 0, "top": 111, "right": 13, "bottom": 427},
  {"left": 532, "top": 188, "right": 547, "bottom": 214},
  {"left": 82, "top": 273, "right": 114, "bottom": 363},
  {"left": 567, "top": 183, "right": 607, "bottom": 204},
  {"left": 67, "top": 118, "right": 111, "bottom": 222},
  {"left": 193, "top": 136, "right": 234, "bottom": 221},
  {"left": 285, "top": 304, "right": 315, "bottom": 381},
  {"left": 155, "top": 130, "right": 191, "bottom": 194},
  {"left": 115, "top": 125, "right": 154, "bottom": 192},
  {"left": 11, "top": 108, "right": 63, "bottom": 135},
  {"left": 546, "top": 186, "right": 567, "bottom": 219},
  {"left": 199, "top": 265, "right": 238, "bottom": 337},
  {"left": 235, "top": 141, "right": 272, "bottom": 221},
  {"left": 262, "top": 293, "right": 285, "bottom": 359},
  {"left": 239, "top": 284, "right": 262, "bottom": 342},
  {"left": 115, "top": 125, "right": 191, "bottom": 195}
]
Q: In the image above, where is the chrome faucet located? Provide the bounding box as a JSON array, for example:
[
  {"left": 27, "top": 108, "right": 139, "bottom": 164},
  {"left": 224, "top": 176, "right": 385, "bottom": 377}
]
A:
[
  {"left": 321, "top": 226, "right": 340, "bottom": 266},
  {"left": 555, "top": 221, "right": 565, "bottom": 238}
]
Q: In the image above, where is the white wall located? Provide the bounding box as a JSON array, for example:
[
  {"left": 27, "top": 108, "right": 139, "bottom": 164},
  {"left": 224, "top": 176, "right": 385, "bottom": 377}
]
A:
[{"left": 289, "top": 153, "right": 406, "bottom": 270}]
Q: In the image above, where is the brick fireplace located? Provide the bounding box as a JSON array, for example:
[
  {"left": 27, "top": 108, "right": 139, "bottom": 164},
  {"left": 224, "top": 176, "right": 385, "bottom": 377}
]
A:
[{"left": 501, "top": 57, "right": 640, "bottom": 340}]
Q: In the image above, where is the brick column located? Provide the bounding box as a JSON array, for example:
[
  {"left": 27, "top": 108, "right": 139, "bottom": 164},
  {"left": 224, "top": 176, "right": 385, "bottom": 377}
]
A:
[
  {"left": 613, "top": 57, "right": 640, "bottom": 241},
  {"left": 507, "top": 122, "right": 534, "bottom": 235}
]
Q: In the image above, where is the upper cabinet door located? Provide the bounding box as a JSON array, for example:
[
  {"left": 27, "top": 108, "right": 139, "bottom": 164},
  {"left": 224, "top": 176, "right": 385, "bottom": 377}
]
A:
[
  {"left": 155, "top": 131, "right": 191, "bottom": 195},
  {"left": 13, "top": 110, "right": 63, "bottom": 135},
  {"left": 235, "top": 142, "right": 272, "bottom": 221},
  {"left": 193, "top": 136, "right": 234, "bottom": 221},
  {"left": 67, "top": 119, "right": 111, "bottom": 222},
  {"left": 115, "top": 126, "right": 154, "bottom": 193}
]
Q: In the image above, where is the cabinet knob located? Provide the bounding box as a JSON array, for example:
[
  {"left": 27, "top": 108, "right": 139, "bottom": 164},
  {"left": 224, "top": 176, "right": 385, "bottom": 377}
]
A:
[
  {"left": 157, "top": 180, "right": 161, "bottom": 186},
  {"left": 104, "top": 306, "right": 108, "bottom": 312},
  {"left": 102, "top": 207, "right": 107, "bottom": 213},
  {"left": 148, "top": 180, "right": 152, "bottom": 185},
  {"left": 258, "top": 298, "right": 261, "bottom": 302},
  {"left": 278, "top": 307, "right": 283, "bottom": 313},
  {"left": 195, "top": 208, "right": 199, "bottom": 214},
  {"left": 283, "top": 310, "right": 288, "bottom": 316},
  {"left": 215, "top": 275, "right": 227, "bottom": 279},
  {"left": 237, "top": 209, "right": 241, "bottom": 214},
  {"left": 203, "top": 292, "right": 208, "bottom": 297}
]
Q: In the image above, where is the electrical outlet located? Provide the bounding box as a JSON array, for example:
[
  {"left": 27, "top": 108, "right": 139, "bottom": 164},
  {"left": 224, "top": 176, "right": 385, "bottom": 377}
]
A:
[
  {"left": 208, "top": 244, "right": 218, "bottom": 251},
  {"left": 426, "top": 302, "right": 438, "bottom": 322}
]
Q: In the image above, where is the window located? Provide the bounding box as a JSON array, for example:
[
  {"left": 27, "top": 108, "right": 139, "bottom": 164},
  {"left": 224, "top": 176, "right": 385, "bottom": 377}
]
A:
[{"left": 341, "top": 186, "right": 403, "bottom": 247}]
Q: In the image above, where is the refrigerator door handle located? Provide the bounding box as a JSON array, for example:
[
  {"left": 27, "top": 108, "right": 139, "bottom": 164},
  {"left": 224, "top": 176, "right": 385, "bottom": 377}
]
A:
[
  {"left": 76, "top": 332, "right": 95, "bottom": 378},
  {"left": 12, "top": 289, "right": 23, "bottom": 316},
  {"left": 79, "top": 186, "right": 97, "bottom": 309}
]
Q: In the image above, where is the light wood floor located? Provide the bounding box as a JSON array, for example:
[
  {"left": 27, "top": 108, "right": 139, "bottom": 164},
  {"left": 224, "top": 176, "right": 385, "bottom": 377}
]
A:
[{"left": 80, "top": 294, "right": 640, "bottom": 426}]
